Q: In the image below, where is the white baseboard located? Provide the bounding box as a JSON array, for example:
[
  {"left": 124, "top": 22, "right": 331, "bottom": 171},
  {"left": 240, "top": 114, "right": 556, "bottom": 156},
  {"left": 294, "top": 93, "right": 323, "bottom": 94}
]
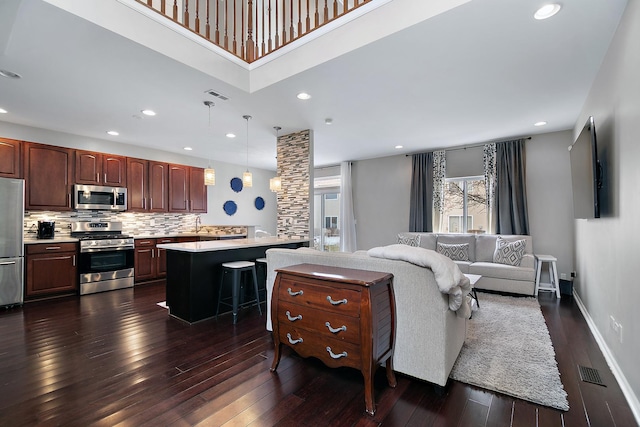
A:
[{"left": 573, "top": 291, "right": 640, "bottom": 425}]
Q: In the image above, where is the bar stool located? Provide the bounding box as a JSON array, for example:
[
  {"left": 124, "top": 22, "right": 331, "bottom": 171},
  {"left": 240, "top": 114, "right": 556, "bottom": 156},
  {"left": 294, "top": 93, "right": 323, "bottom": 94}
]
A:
[
  {"left": 217, "top": 261, "right": 262, "bottom": 324},
  {"left": 535, "top": 254, "right": 560, "bottom": 298},
  {"left": 255, "top": 257, "right": 268, "bottom": 302}
]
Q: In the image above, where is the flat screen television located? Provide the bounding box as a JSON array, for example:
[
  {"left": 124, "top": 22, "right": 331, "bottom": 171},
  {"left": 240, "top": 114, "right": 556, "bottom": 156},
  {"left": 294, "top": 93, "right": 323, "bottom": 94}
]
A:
[{"left": 569, "top": 116, "right": 601, "bottom": 219}]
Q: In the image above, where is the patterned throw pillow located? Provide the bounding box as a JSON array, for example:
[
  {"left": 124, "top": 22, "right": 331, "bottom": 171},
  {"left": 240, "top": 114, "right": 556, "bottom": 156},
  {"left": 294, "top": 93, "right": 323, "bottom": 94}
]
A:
[
  {"left": 436, "top": 242, "right": 470, "bottom": 261},
  {"left": 398, "top": 234, "right": 421, "bottom": 247},
  {"left": 493, "top": 237, "right": 527, "bottom": 266}
]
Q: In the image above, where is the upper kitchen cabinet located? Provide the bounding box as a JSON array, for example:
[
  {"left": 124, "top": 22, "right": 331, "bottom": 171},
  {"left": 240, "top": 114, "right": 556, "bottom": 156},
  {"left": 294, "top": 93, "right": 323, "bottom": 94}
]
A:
[
  {"left": 168, "top": 165, "right": 207, "bottom": 213},
  {"left": 24, "top": 143, "right": 73, "bottom": 210},
  {"left": 127, "top": 158, "right": 168, "bottom": 212},
  {"left": 0, "top": 137, "right": 22, "bottom": 178},
  {"left": 189, "top": 167, "right": 207, "bottom": 213},
  {"left": 75, "top": 150, "right": 126, "bottom": 186}
]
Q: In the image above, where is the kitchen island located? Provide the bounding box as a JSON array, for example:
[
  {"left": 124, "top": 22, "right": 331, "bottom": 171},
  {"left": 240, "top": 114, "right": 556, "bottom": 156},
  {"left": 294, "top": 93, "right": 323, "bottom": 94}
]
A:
[{"left": 157, "top": 237, "right": 309, "bottom": 323}]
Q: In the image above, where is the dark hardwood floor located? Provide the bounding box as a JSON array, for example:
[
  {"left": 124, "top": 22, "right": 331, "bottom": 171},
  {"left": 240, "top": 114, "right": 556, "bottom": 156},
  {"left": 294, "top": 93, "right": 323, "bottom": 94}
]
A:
[{"left": 0, "top": 283, "right": 636, "bottom": 427}]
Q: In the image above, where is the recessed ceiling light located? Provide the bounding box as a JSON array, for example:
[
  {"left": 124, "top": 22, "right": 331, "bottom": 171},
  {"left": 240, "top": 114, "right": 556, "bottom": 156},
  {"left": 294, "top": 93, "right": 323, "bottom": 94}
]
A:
[
  {"left": 297, "top": 92, "right": 311, "bottom": 100},
  {"left": 226, "top": 133, "right": 236, "bottom": 138},
  {"left": 106, "top": 130, "right": 119, "bottom": 136},
  {"left": 0, "top": 108, "right": 7, "bottom": 114},
  {"left": 0, "top": 69, "right": 21, "bottom": 79},
  {"left": 534, "top": 4, "right": 561, "bottom": 20},
  {"left": 325, "top": 118, "right": 333, "bottom": 125},
  {"left": 183, "top": 146, "right": 193, "bottom": 151},
  {"left": 141, "top": 109, "right": 156, "bottom": 116},
  {"left": 395, "top": 145, "right": 403, "bottom": 149},
  {"left": 534, "top": 121, "right": 548, "bottom": 126}
]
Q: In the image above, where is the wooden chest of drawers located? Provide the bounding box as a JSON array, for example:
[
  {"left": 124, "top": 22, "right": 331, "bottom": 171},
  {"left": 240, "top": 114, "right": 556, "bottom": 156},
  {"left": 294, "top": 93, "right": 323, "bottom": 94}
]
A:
[{"left": 270, "top": 263, "right": 396, "bottom": 415}]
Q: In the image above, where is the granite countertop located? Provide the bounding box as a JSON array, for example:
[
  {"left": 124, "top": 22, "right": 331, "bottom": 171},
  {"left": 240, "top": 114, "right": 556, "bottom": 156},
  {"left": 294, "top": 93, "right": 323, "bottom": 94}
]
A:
[
  {"left": 24, "top": 236, "right": 79, "bottom": 244},
  {"left": 23, "top": 233, "right": 246, "bottom": 244},
  {"left": 157, "top": 237, "right": 309, "bottom": 253},
  {"left": 133, "top": 233, "right": 247, "bottom": 239}
]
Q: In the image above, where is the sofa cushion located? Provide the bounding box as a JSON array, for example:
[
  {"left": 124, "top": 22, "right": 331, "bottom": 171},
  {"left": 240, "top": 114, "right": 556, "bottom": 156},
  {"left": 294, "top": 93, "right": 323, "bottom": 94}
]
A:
[
  {"left": 437, "top": 242, "right": 470, "bottom": 261},
  {"left": 418, "top": 233, "right": 438, "bottom": 250},
  {"left": 493, "top": 237, "right": 527, "bottom": 266},
  {"left": 453, "top": 260, "right": 472, "bottom": 273},
  {"left": 397, "top": 233, "right": 421, "bottom": 247},
  {"left": 469, "top": 262, "right": 535, "bottom": 281},
  {"left": 436, "top": 234, "right": 476, "bottom": 261},
  {"left": 476, "top": 234, "right": 533, "bottom": 262},
  {"left": 397, "top": 232, "right": 438, "bottom": 250}
]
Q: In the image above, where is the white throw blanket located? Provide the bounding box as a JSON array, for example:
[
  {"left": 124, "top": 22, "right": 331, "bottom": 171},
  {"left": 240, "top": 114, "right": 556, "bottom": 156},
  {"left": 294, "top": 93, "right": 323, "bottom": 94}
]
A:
[{"left": 368, "top": 244, "right": 472, "bottom": 317}]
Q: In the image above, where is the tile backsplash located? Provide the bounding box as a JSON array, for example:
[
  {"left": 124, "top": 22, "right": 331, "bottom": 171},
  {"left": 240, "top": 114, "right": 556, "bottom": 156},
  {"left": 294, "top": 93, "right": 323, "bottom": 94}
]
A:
[{"left": 24, "top": 211, "right": 246, "bottom": 237}]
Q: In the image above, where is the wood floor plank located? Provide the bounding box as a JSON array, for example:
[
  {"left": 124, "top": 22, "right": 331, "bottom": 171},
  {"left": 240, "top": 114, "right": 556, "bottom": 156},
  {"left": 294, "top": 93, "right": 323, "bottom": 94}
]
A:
[{"left": 0, "top": 282, "right": 635, "bottom": 427}]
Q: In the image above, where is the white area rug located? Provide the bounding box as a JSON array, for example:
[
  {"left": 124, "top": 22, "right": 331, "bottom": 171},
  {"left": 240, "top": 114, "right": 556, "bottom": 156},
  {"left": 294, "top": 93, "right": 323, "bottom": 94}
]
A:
[{"left": 450, "top": 292, "right": 569, "bottom": 411}]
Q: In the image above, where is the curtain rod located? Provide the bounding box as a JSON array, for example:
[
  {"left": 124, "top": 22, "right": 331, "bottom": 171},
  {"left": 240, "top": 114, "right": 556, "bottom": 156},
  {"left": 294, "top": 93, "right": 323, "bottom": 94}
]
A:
[{"left": 405, "top": 136, "right": 532, "bottom": 156}]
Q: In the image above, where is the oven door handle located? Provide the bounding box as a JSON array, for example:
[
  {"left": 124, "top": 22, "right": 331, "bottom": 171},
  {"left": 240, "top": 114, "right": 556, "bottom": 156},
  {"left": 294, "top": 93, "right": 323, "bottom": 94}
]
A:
[{"left": 80, "top": 246, "right": 134, "bottom": 253}]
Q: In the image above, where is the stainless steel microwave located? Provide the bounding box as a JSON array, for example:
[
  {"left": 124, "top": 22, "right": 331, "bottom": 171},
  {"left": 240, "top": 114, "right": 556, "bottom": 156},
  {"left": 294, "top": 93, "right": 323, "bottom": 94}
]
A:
[{"left": 73, "top": 184, "right": 127, "bottom": 211}]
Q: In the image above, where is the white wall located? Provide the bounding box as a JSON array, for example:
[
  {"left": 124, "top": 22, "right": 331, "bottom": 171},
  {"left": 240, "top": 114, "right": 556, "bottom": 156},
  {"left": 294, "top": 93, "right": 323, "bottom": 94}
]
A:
[
  {"left": 525, "top": 131, "right": 575, "bottom": 278},
  {"left": 352, "top": 138, "right": 576, "bottom": 272},
  {"left": 200, "top": 163, "right": 277, "bottom": 235},
  {"left": 352, "top": 154, "right": 411, "bottom": 250},
  {"left": 572, "top": 0, "right": 640, "bottom": 416},
  {"left": 0, "top": 121, "right": 277, "bottom": 234}
]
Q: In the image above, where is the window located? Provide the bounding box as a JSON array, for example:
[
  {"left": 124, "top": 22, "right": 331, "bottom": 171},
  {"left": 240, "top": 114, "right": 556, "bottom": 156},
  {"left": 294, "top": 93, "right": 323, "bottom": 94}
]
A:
[
  {"left": 325, "top": 216, "right": 338, "bottom": 229},
  {"left": 313, "top": 169, "right": 341, "bottom": 251},
  {"left": 442, "top": 177, "right": 488, "bottom": 233}
]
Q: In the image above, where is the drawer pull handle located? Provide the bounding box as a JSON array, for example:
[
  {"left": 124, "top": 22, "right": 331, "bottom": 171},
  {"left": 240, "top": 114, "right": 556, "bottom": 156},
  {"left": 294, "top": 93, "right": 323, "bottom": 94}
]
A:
[
  {"left": 325, "top": 322, "right": 346, "bottom": 334},
  {"left": 326, "top": 347, "right": 348, "bottom": 359},
  {"left": 326, "top": 296, "right": 347, "bottom": 306},
  {"left": 285, "top": 311, "right": 302, "bottom": 322},
  {"left": 286, "top": 333, "right": 303, "bottom": 345},
  {"left": 45, "top": 246, "right": 61, "bottom": 250},
  {"left": 287, "top": 288, "right": 304, "bottom": 296}
]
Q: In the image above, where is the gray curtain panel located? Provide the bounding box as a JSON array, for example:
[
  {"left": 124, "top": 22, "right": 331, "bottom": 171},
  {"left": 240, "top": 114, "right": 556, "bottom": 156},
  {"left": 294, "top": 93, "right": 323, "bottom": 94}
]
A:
[
  {"left": 409, "top": 152, "right": 434, "bottom": 232},
  {"left": 494, "top": 139, "right": 530, "bottom": 234}
]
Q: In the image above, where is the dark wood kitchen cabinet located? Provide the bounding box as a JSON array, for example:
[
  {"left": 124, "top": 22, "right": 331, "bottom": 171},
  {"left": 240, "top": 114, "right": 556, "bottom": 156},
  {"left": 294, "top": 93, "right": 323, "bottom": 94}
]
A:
[
  {"left": 135, "top": 237, "right": 195, "bottom": 283},
  {"left": 127, "top": 158, "right": 168, "bottom": 212},
  {"left": 134, "top": 238, "right": 157, "bottom": 282},
  {"left": 168, "top": 165, "right": 207, "bottom": 213},
  {"left": 155, "top": 237, "right": 178, "bottom": 278},
  {"left": 24, "top": 143, "right": 73, "bottom": 210},
  {"left": 0, "top": 137, "right": 22, "bottom": 178},
  {"left": 25, "top": 242, "right": 78, "bottom": 299},
  {"left": 75, "top": 150, "right": 127, "bottom": 186}
]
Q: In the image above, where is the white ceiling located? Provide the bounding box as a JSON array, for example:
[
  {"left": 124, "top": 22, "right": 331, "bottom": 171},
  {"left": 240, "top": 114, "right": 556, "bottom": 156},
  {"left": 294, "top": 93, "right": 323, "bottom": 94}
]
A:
[{"left": 0, "top": 0, "right": 628, "bottom": 170}]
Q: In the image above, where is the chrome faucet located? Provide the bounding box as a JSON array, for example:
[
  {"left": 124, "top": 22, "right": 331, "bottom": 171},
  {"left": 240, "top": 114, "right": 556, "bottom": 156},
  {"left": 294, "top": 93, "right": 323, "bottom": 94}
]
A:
[{"left": 195, "top": 216, "right": 202, "bottom": 233}]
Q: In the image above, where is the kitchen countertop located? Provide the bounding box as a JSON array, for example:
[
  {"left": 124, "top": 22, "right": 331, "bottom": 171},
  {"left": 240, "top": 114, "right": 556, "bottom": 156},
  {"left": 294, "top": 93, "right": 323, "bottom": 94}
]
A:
[
  {"left": 23, "top": 233, "right": 246, "bottom": 244},
  {"left": 157, "top": 237, "right": 309, "bottom": 253},
  {"left": 24, "top": 236, "right": 79, "bottom": 244},
  {"left": 134, "top": 233, "right": 246, "bottom": 239}
]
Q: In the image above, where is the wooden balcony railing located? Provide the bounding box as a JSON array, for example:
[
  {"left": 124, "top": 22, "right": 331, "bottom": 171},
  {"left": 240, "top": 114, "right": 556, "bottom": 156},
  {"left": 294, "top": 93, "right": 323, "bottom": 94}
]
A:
[{"left": 137, "top": 0, "right": 374, "bottom": 63}]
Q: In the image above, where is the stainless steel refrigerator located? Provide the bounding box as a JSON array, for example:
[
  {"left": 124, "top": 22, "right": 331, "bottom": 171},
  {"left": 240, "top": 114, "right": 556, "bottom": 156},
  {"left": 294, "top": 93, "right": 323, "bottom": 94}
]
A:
[{"left": 0, "top": 177, "right": 24, "bottom": 307}]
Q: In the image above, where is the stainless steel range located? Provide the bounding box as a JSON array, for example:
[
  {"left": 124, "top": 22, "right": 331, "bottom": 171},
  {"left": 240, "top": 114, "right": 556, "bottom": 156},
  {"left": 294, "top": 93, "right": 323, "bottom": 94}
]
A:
[{"left": 71, "top": 221, "right": 134, "bottom": 295}]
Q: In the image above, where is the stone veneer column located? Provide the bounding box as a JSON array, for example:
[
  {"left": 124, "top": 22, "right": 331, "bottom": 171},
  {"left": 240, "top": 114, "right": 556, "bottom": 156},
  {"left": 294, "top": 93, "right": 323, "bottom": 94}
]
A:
[{"left": 276, "top": 129, "right": 313, "bottom": 239}]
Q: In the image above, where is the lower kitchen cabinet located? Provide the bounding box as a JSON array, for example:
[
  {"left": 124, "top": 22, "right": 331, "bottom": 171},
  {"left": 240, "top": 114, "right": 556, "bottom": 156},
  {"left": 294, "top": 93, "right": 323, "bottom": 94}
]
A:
[
  {"left": 134, "top": 238, "right": 157, "bottom": 282},
  {"left": 135, "top": 237, "right": 196, "bottom": 283},
  {"left": 25, "top": 242, "right": 78, "bottom": 299}
]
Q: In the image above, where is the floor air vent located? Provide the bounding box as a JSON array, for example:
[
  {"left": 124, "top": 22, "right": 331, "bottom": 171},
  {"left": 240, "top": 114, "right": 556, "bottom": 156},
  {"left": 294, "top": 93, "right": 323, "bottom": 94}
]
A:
[{"left": 578, "top": 365, "right": 606, "bottom": 386}]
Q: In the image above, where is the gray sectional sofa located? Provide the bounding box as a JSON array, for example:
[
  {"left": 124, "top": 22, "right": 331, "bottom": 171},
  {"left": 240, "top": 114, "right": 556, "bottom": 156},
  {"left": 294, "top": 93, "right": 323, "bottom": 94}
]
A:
[
  {"left": 397, "top": 232, "right": 536, "bottom": 296},
  {"left": 264, "top": 247, "right": 468, "bottom": 387}
]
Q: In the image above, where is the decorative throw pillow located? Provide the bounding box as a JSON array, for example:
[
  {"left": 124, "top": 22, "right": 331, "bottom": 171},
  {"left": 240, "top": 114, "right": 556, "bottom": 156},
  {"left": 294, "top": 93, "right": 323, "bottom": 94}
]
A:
[
  {"left": 493, "top": 237, "right": 527, "bottom": 266},
  {"left": 397, "top": 234, "right": 420, "bottom": 247},
  {"left": 436, "top": 242, "right": 470, "bottom": 261}
]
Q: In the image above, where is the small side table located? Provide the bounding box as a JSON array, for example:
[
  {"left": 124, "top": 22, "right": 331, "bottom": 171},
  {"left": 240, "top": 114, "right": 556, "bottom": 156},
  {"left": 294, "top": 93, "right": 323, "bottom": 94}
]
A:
[
  {"left": 464, "top": 273, "right": 481, "bottom": 309},
  {"left": 535, "top": 254, "right": 560, "bottom": 298}
]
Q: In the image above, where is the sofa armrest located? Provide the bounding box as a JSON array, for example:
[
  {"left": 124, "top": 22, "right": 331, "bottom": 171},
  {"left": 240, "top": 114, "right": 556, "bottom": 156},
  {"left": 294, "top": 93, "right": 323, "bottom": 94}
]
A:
[{"left": 520, "top": 253, "right": 535, "bottom": 269}]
